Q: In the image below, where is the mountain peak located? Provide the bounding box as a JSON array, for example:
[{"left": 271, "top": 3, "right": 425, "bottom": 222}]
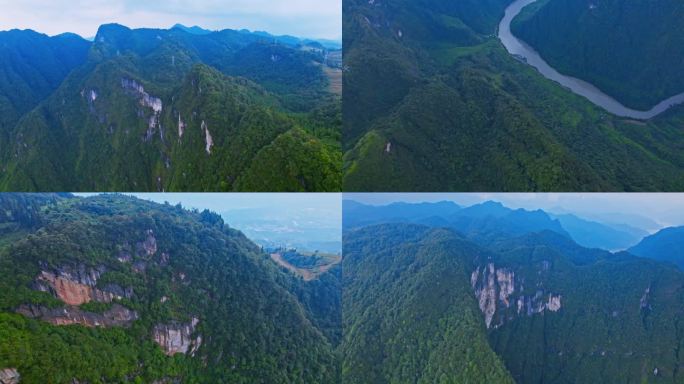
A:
[{"left": 171, "top": 23, "right": 212, "bottom": 35}]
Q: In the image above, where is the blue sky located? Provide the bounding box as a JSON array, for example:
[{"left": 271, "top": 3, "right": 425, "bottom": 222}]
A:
[
  {"left": 0, "top": 0, "right": 341, "bottom": 40},
  {"left": 345, "top": 193, "right": 684, "bottom": 230}
]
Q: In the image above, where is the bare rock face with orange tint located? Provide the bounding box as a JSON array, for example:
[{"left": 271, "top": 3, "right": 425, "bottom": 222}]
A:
[
  {"left": 152, "top": 317, "right": 202, "bottom": 356},
  {"left": 34, "top": 265, "right": 132, "bottom": 306},
  {"left": 17, "top": 303, "right": 138, "bottom": 327}
]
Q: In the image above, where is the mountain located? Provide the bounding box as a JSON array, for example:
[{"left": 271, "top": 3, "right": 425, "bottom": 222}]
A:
[
  {"left": 343, "top": 218, "right": 684, "bottom": 382},
  {"left": 342, "top": 224, "right": 515, "bottom": 383},
  {"left": 0, "top": 24, "right": 342, "bottom": 192},
  {"left": 512, "top": 0, "right": 684, "bottom": 109},
  {"left": 552, "top": 213, "right": 646, "bottom": 250},
  {"left": 0, "top": 194, "right": 340, "bottom": 383},
  {"left": 0, "top": 30, "right": 90, "bottom": 151},
  {"left": 343, "top": 200, "right": 570, "bottom": 244},
  {"left": 343, "top": 0, "right": 684, "bottom": 191},
  {"left": 342, "top": 199, "right": 462, "bottom": 228},
  {"left": 171, "top": 24, "right": 212, "bottom": 35},
  {"left": 629, "top": 226, "right": 684, "bottom": 270}
]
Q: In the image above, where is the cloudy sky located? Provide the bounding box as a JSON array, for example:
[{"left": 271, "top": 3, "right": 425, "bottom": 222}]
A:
[
  {"left": 0, "top": 0, "right": 341, "bottom": 40},
  {"left": 345, "top": 193, "right": 684, "bottom": 230}
]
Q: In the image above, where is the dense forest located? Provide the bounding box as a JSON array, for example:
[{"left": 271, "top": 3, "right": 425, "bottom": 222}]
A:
[
  {"left": 342, "top": 200, "right": 684, "bottom": 383},
  {"left": 0, "top": 25, "right": 342, "bottom": 192},
  {"left": 0, "top": 194, "right": 341, "bottom": 383},
  {"left": 512, "top": 0, "right": 684, "bottom": 109},
  {"left": 343, "top": 0, "right": 684, "bottom": 191}
]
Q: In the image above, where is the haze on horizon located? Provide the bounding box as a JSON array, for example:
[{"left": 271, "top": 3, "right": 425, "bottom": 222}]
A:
[
  {"left": 77, "top": 193, "right": 342, "bottom": 253},
  {"left": 0, "top": 0, "right": 341, "bottom": 40},
  {"left": 345, "top": 193, "right": 684, "bottom": 230}
]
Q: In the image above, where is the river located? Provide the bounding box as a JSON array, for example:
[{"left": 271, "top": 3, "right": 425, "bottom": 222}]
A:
[{"left": 498, "top": 0, "right": 684, "bottom": 119}]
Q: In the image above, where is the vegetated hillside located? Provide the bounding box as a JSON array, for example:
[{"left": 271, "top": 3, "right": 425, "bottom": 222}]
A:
[
  {"left": 0, "top": 194, "right": 339, "bottom": 383},
  {"left": 0, "top": 25, "right": 342, "bottom": 192},
  {"left": 629, "top": 226, "right": 684, "bottom": 270},
  {"left": 343, "top": 219, "right": 684, "bottom": 383},
  {"left": 512, "top": 0, "right": 684, "bottom": 109},
  {"left": 343, "top": 200, "right": 571, "bottom": 245},
  {"left": 343, "top": 0, "right": 684, "bottom": 191},
  {"left": 342, "top": 224, "right": 515, "bottom": 383},
  {"left": 0, "top": 30, "right": 90, "bottom": 152}
]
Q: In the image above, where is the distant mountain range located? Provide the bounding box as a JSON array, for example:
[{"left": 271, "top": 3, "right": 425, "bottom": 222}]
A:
[
  {"left": 0, "top": 24, "right": 342, "bottom": 192},
  {"left": 343, "top": 200, "right": 684, "bottom": 382},
  {"left": 171, "top": 24, "right": 342, "bottom": 49},
  {"left": 343, "top": 200, "right": 655, "bottom": 251}
]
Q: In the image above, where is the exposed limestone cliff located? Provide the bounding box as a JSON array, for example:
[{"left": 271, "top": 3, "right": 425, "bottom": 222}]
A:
[
  {"left": 0, "top": 368, "right": 20, "bottom": 384},
  {"left": 152, "top": 317, "right": 202, "bottom": 356},
  {"left": 201, "top": 120, "right": 213, "bottom": 155},
  {"left": 17, "top": 303, "right": 138, "bottom": 327},
  {"left": 137, "top": 229, "right": 157, "bottom": 256},
  {"left": 34, "top": 265, "right": 131, "bottom": 306},
  {"left": 472, "top": 263, "right": 561, "bottom": 328}
]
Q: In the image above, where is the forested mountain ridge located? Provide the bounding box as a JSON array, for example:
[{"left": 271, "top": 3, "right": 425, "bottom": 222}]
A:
[
  {"left": 629, "top": 226, "right": 684, "bottom": 270},
  {"left": 0, "top": 25, "right": 342, "bottom": 192},
  {"left": 343, "top": 218, "right": 684, "bottom": 383},
  {"left": 342, "top": 224, "right": 515, "bottom": 383},
  {"left": 343, "top": 0, "right": 684, "bottom": 191},
  {"left": 512, "top": 0, "right": 684, "bottom": 110},
  {"left": 0, "top": 194, "right": 340, "bottom": 383}
]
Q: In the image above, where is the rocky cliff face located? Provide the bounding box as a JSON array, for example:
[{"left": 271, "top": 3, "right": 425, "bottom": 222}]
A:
[
  {"left": 472, "top": 262, "right": 561, "bottom": 328},
  {"left": 152, "top": 317, "right": 202, "bottom": 356},
  {"left": 0, "top": 368, "right": 20, "bottom": 384},
  {"left": 137, "top": 229, "right": 158, "bottom": 256},
  {"left": 33, "top": 264, "right": 132, "bottom": 306},
  {"left": 17, "top": 303, "right": 138, "bottom": 327}
]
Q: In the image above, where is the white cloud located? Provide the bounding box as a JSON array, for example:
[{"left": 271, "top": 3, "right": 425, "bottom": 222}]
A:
[{"left": 0, "top": 0, "right": 341, "bottom": 39}]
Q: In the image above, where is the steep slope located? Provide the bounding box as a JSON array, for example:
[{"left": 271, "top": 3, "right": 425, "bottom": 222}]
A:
[
  {"left": 0, "top": 25, "right": 341, "bottom": 192},
  {"left": 553, "top": 213, "right": 646, "bottom": 250},
  {"left": 343, "top": 0, "right": 684, "bottom": 191},
  {"left": 0, "top": 194, "right": 339, "bottom": 383},
  {"left": 629, "top": 227, "right": 684, "bottom": 270},
  {"left": 512, "top": 0, "right": 684, "bottom": 109},
  {"left": 0, "top": 30, "right": 90, "bottom": 151},
  {"left": 482, "top": 233, "right": 684, "bottom": 383},
  {"left": 342, "top": 224, "right": 514, "bottom": 383}
]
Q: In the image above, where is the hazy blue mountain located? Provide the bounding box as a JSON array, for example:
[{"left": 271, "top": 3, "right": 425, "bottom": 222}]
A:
[
  {"left": 342, "top": 200, "right": 461, "bottom": 228},
  {"left": 343, "top": 200, "right": 570, "bottom": 244},
  {"left": 171, "top": 24, "right": 212, "bottom": 35},
  {"left": 552, "top": 213, "right": 646, "bottom": 250},
  {"left": 629, "top": 226, "right": 684, "bottom": 270}
]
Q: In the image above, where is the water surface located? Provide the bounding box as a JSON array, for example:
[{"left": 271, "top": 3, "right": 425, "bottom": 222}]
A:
[{"left": 498, "top": 0, "right": 684, "bottom": 119}]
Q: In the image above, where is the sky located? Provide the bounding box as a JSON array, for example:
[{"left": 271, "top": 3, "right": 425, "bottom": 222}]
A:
[
  {"left": 76, "top": 193, "right": 342, "bottom": 252},
  {"left": 0, "top": 0, "right": 341, "bottom": 40},
  {"left": 344, "top": 193, "right": 684, "bottom": 230}
]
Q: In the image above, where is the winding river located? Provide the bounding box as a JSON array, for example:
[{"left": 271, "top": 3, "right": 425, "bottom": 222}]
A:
[{"left": 498, "top": 0, "right": 684, "bottom": 119}]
